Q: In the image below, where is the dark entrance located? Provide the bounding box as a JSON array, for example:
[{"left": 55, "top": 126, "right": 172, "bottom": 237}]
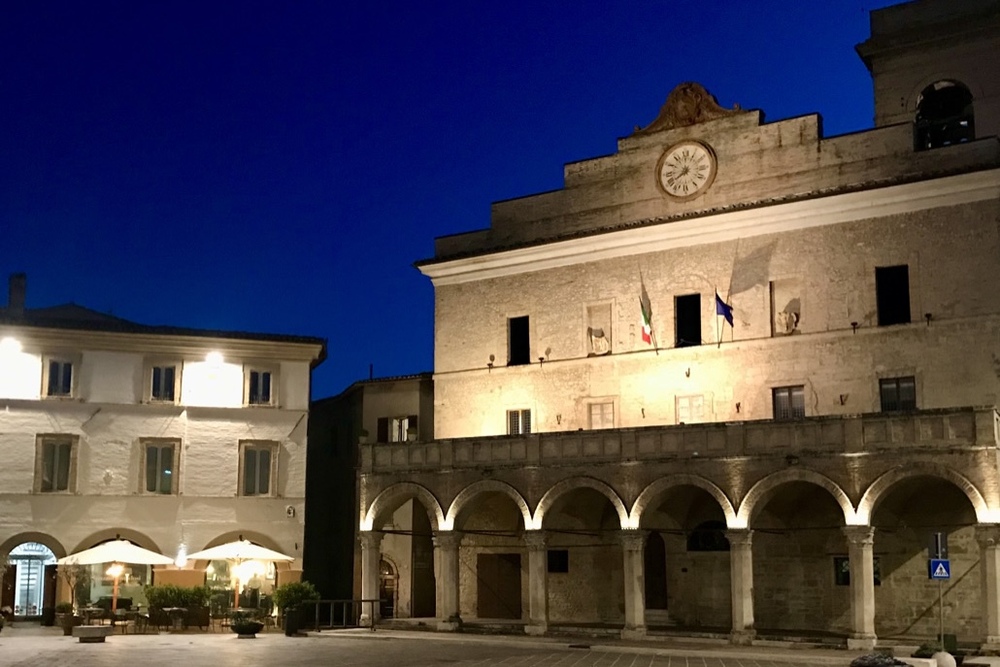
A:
[
  {"left": 644, "top": 531, "right": 668, "bottom": 609},
  {"left": 476, "top": 553, "right": 522, "bottom": 619},
  {"left": 1, "top": 564, "right": 15, "bottom": 612},
  {"left": 378, "top": 559, "right": 396, "bottom": 619}
]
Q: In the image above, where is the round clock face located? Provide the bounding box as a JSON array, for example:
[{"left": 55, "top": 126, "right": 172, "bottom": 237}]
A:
[{"left": 657, "top": 140, "right": 717, "bottom": 199}]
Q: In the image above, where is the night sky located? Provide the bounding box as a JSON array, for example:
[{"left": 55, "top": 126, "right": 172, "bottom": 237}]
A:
[{"left": 1, "top": 0, "right": 902, "bottom": 399}]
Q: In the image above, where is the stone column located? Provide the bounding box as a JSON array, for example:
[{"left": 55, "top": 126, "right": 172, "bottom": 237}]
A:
[
  {"left": 619, "top": 529, "right": 647, "bottom": 640},
  {"left": 524, "top": 530, "right": 548, "bottom": 636},
  {"left": 434, "top": 531, "right": 463, "bottom": 631},
  {"left": 976, "top": 524, "right": 1000, "bottom": 652},
  {"left": 358, "top": 531, "right": 383, "bottom": 627},
  {"left": 726, "top": 529, "right": 755, "bottom": 645},
  {"left": 843, "top": 526, "right": 877, "bottom": 650}
]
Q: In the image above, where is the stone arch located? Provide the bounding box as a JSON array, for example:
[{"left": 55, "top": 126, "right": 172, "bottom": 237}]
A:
[
  {"left": 735, "top": 468, "right": 855, "bottom": 528},
  {"left": 906, "top": 73, "right": 984, "bottom": 115},
  {"left": 856, "top": 463, "right": 991, "bottom": 525},
  {"left": 362, "top": 482, "right": 445, "bottom": 532},
  {"left": 0, "top": 532, "right": 67, "bottom": 559},
  {"left": 446, "top": 480, "right": 532, "bottom": 531},
  {"left": 533, "top": 476, "right": 629, "bottom": 529},
  {"left": 71, "top": 528, "right": 164, "bottom": 555},
  {"left": 630, "top": 474, "right": 737, "bottom": 528}
]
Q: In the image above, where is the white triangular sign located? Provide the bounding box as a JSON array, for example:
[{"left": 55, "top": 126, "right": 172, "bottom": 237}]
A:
[{"left": 934, "top": 563, "right": 948, "bottom": 577}]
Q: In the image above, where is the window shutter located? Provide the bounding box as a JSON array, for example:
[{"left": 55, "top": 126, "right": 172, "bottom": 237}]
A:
[
  {"left": 377, "top": 417, "right": 389, "bottom": 443},
  {"left": 407, "top": 415, "right": 418, "bottom": 434},
  {"left": 522, "top": 410, "right": 532, "bottom": 434}
]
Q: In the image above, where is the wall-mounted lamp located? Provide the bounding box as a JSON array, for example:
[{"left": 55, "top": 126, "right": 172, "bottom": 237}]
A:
[
  {"left": 538, "top": 356, "right": 545, "bottom": 365},
  {"left": 925, "top": 313, "right": 933, "bottom": 326},
  {"left": 487, "top": 354, "right": 495, "bottom": 372},
  {"left": 556, "top": 413, "right": 562, "bottom": 425},
  {"left": 641, "top": 408, "right": 645, "bottom": 418},
  {"left": 839, "top": 393, "right": 848, "bottom": 406},
  {"left": 850, "top": 322, "right": 859, "bottom": 334},
  {"left": 685, "top": 367, "right": 691, "bottom": 378},
  {"left": 735, "top": 402, "right": 741, "bottom": 414}
]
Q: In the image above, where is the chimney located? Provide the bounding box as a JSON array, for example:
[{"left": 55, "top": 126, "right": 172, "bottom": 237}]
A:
[{"left": 8, "top": 273, "right": 26, "bottom": 317}]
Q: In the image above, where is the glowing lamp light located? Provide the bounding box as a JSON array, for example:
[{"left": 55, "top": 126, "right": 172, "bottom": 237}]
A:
[
  {"left": 0, "top": 337, "right": 21, "bottom": 354},
  {"left": 206, "top": 351, "right": 224, "bottom": 364},
  {"left": 106, "top": 563, "right": 125, "bottom": 579}
]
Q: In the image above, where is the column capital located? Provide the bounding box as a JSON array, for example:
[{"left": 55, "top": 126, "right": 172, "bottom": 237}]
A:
[
  {"left": 976, "top": 523, "right": 1000, "bottom": 548},
  {"left": 842, "top": 525, "right": 875, "bottom": 547},
  {"left": 618, "top": 529, "right": 646, "bottom": 551},
  {"left": 523, "top": 530, "right": 547, "bottom": 551},
  {"left": 725, "top": 528, "right": 752, "bottom": 548},
  {"left": 358, "top": 530, "right": 383, "bottom": 550},
  {"left": 433, "top": 531, "right": 464, "bottom": 549}
]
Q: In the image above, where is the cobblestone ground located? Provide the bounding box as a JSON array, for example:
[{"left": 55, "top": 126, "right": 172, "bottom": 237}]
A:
[{"left": 0, "top": 627, "right": 832, "bottom": 667}]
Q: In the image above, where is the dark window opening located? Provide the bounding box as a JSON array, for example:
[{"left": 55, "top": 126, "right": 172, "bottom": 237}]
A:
[
  {"left": 686, "top": 520, "right": 731, "bottom": 552},
  {"left": 151, "top": 365, "right": 175, "bottom": 401},
  {"left": 507, "top": 409, "right": 531, "bottom": 435},
  {"left": 880, "top": 376, "right": 916, "bottom": 412},
  {"left": 915, "top": 81, "right": 975, "bottom": 151},
  {"left": 675, "top": 294, "right": 702, "bottom": 348},
  {"left": 249, "top": 370, "right": 272, "bottom": 404},
  {"left": 547, "top": 549, "right": 568, "bottom": 573},
  {"left": 875, "top": 265, "right": 910, "bottom": 326},
  {"left": 376, "top": 417, "right": 389, "bottom": 444},
  {"left": 47, "top": 360, "right": 72, "bottom": 397},
  {"left": 508, "top": 316, "right": 530, "bottom": 365},
  {"left": 834, "top": 556, "right": 881, "bottom": 586},
  {"left": 773, "top": 385, "right": 805, "bottom": 420}
]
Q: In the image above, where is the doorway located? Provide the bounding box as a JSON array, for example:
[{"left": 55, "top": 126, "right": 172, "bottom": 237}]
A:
[
  {"left": 476, "top": 553, "right": 522, "bottom": 619},
  {"left": 378, "top": 559, "right": 397, "bottom": 619},
  {"left": 644, "top": 531, "right": 668, "bottom": 609},
  {"left": 8, "top": 542, "right": 57, "bottom": 618}
]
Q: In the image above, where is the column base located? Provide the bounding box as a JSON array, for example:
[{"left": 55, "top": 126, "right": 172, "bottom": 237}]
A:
[
  {"left": 436, "top": 616, "right": 463, "bottom": 632},
  {"left": 621, "top": 627, "right": 647, "bottom": 640},
  {"left": 847, "top": 635, "right": 877, "bottom": 651},
  {"left": 524, "top": 623, "right": 547, "bottom": 636},
  {"left": 729, "top": 629, "right": 756, "bottom": 645}
]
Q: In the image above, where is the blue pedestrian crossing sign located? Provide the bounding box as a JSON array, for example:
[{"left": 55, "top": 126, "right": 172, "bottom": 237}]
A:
[{"left": 929, "top": 559, "right": 951, "bottom": 580}]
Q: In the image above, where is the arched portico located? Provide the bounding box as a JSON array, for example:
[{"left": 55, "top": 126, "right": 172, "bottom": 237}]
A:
[
  {"left": 446, "top": 480, "right": 532, "bottom": 530},
  {"left": 362, "top": 482, "right": 445, "bottom": 531},
  {"left": 736, "top": 468, "right": 856, "bottom": 528},
  {"left": 631, "top": 474, "right": 737, "bottom": 527},
  {"left": 856, "top": 463, "right": 991, "bottom": 525},
  {"left": 533, "top": 476, "right": 629, "bottom": 530}
]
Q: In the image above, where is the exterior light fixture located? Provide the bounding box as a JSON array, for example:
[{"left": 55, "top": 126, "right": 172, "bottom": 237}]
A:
[{"left": 206, "top": 351, "right": 224, "bottom": 364}]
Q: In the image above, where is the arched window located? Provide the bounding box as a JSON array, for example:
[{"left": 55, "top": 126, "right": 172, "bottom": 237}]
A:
[
  {"left": 686, "top": 520, "right": 730, "bottom": 552},
  {"left": 915, "top": 80, "right": 975, "bottom": 151}
]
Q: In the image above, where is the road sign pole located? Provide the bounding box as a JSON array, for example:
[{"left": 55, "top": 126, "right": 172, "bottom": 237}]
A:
[{"left": 938, "top": 578, "right": 944, "bottom": 647}]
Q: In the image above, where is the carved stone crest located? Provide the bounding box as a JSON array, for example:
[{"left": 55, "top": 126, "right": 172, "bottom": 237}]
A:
[{"left": 633, "top": 82, "right": 744, "bottom": 136}]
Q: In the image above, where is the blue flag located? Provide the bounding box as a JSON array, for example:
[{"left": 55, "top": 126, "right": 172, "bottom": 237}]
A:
[{"left": 715, "top": 293, "right": 734, "bottom": 327}]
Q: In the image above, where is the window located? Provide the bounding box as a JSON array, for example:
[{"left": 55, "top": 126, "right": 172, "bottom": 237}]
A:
[
  {"left": 240, "top": 441, "right": 277, "bottom": 496},
  {"left": 675, "top": 294, "right": 702, "bottom": 347},
  {"left": 149, "top": 364, "right": 178, "bottom": 402},
  {"left": 143, "top": 439, "right": 178, "bottom": 494},
  {"left": 547, "top": 549, "right": 569, "bottom": 573},
  {"left": 508, "top": 316, "right": 530, "bottom": 366},
  {"left": 915, "top": 80, "right": 974, "bottom": 151},
  {"left": 875, "top": 265, "right": 910, "bottom": 326},
  {"left": 772, "top": 385, "right": 805, "bottom": 420},
  {"left": 44, "top": 358, "right": 73, "bottom": 397},
  {"left": 589, "top": 402, "right": 614, "bottom": 429},
  {"left": 834, "top": 556, "right": 882, "bottom": 586},
  {"left": 880, "top": 376, "right": 916, "bottom": 412},
  {"left": 676, "top": 395, "right": 705, "bottom": 425},
  {"left": 770, "top": 279, "right": 801, "bottom": 336},
  {"left": 35, "top": 436, "right": 76, "bottom": 493},
  {"left": 507, "top": 409, "right": 531, "bottom": 435},
  {"left": 377, "top": 415, "right": 419, "bottom": 443},
  {"left": 246, "top": 368, "right": 274, "bottom": 406},
  {"left": 686, "top": 521, "right": 730, "bottom": 552},
  {"left": 586, "top": 304, "right": 612, "bottom": 356}
]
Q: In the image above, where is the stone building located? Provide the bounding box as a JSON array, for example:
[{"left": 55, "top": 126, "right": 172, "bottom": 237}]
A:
[
  {"left": 356, "top": 0, "right": 1000, "bottom": 650},
  {"left": 0, "top": 274, "right": 325, "bottom": 615}
]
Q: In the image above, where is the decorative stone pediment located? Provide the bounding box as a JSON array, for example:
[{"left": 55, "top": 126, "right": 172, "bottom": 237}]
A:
[{"left": 633, "top": 82, "right": 745, "bottom": 135}]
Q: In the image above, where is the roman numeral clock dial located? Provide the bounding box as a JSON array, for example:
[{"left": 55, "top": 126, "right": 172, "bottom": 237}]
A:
[{"left": 657, "top": 140, "right": 717, "bottom": 200}]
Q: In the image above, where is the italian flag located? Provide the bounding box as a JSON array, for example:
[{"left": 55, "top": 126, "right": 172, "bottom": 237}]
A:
[{"left": 640, "top": 282, "right": 653, "bottom": 344}]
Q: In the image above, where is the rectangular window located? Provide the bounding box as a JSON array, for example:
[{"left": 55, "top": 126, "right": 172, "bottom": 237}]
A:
[
  {"left": 880, "top": 376, "right": 916, "bottom": 412},
  {"left": 547, "top": 549, "right": 569, "bottom": 573},
  {"left": 35, "top": 436, "right": 75, "bottom": 492},
  {"left": 834, "top": 556, "right": 881, "bottom": 586},
  {"left": 143, "top": 440, "right": 178, "bottom": 494},
  {"left": 240, "top": 441, "right": 277, "bottom": 496},
  {"left": 772, "top": 386, "right": 805, "bottom": 420},
  {"left": 45, "top": 359, "right": 73, "bottom": 397},
  {"left": 376, "top": 417, "right": 389, "bottom": 444},
  {"left": 675, "top": 294, "right": 702, "bottom": 348},
  {"left": 390, "top": 415, "right": 419, "bottom": 442},
  {"left": 676, "top": 395, "right": 705, "bottom": 425},
  {"left": 508, "top": 316, "right": 530, "bottom": 366},
  {"left": 875, "top": 265, "right": 911, "bottom": 326},
  {"left": 150, "top": 365, "right": 177, "bottom": 402},
  {"left": 589, "top": 402, "right": 614, "bottom": 429},
  {"left": 247, "top": 369, "right": 273, "bottom": 405},
  {"left": 507, "top": 409, "right": 532, "bottom": 435}
]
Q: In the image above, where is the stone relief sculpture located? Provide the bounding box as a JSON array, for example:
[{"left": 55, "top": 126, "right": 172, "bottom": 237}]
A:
[
  {"left": 632, "top": 82, "right": 745, "bottom": 136},
  {"left": 588, "top": 327, "right": 611, "bottom": 355},
  {"left": 775, "top": 298, "right": 801, "bottom": 335}
]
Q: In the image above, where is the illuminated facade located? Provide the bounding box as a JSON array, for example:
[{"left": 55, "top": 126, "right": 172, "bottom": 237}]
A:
[
  {"left": 357, "top": 0, "right": 1000, "bottom": 650},
  {"left": 0, "top": 275, "right": 325, "bottom": 613}
]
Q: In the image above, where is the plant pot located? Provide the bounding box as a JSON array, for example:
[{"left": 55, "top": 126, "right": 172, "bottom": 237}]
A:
[
  {"left": 56, "top": 613, "right": 80, "bottom": 636},
  {"left": 283, "top": 606, "right": 300, "bottom": 637},
  {"left": 231, "top": 621, "right": 263, "bottom": 638}
]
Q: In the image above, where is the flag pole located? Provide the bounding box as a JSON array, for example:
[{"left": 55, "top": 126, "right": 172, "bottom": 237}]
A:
[{"left": 716, "top": 287, "right": 722, "bottom": 348}]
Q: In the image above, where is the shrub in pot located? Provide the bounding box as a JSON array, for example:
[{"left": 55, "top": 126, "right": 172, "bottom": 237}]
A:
[
  {"left": 55, "top": 602, "right": 78, "bottom": 636},
  {"left": 230, "top": 611, "right": 264, "bottom": 638},
  {"left": 271, "top": 581, "right": 320, "bottom": 636}
]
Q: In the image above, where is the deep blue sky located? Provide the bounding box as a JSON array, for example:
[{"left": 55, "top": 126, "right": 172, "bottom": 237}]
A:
[{"left": 1, "top": 0, "right": 902, "bottom": 399}]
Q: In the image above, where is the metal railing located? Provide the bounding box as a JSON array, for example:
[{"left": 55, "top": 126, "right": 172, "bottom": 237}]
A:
[{"left": 302, "top": 599, "right": 381, "bottom": 633}]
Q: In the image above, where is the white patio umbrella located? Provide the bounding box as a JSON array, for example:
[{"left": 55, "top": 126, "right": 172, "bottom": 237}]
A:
[
  {"left": 186, "top": 537, "right": 294, "bottom": 608},
  {"left": 57, "top": 537, "right": 175, "bottom": 611}
]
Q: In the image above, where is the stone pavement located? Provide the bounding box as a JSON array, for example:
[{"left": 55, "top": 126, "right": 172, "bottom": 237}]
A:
[{"left": 0, "top": 623, "right": 858, "bottom": 667}]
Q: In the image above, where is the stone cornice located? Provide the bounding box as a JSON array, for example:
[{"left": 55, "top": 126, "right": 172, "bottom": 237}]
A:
[{"left": 419, "top": 168, "right": 1000, "bottom": 286}]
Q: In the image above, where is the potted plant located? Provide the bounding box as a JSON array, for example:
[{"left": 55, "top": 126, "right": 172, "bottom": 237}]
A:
[
  {"left": 230, "top": 611, "right": 264, "bottom": 638},
  {"left": 271, "top": 581, "right": 320, "bottom": 637},
  {"left": 55, "top": 602, "right": 78, "bottom": 636}
]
